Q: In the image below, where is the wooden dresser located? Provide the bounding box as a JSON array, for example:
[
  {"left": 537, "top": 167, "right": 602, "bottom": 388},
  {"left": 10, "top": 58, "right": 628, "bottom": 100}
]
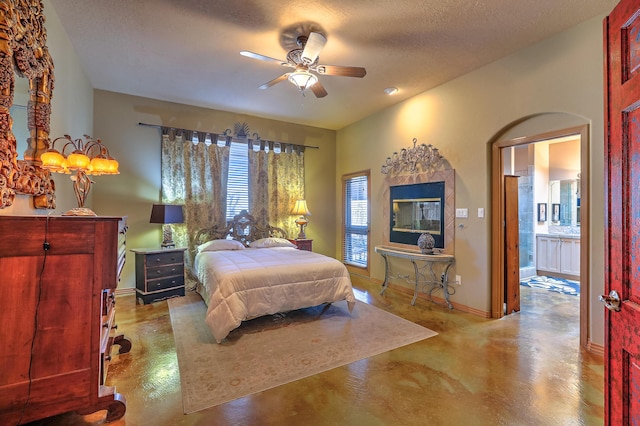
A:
[
  {"left": 0, "top": 215, "right": 131, "bottom": 424},
  {"left": 131, "top": 247, "right": 186, "bottom": 304}
]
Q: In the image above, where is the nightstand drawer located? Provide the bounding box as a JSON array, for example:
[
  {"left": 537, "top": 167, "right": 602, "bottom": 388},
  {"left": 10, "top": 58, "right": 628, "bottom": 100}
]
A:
[
  {"left": 145, "top": 251, "right": 184, "bottom": 266},
  {"left": 146, "top": 275, "right": 185, "bottom": 292},
  {"left": 146, "top": 264, "right": 184, "bottom": 278}
]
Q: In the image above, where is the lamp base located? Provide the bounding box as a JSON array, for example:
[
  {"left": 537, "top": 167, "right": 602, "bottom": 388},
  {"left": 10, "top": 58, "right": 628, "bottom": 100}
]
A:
[
  {"left": 296, "top": 220, "right": 308, "bottom": 239},
  {"left": 62, "top": 207, "right": 97, "bottom": 216}
]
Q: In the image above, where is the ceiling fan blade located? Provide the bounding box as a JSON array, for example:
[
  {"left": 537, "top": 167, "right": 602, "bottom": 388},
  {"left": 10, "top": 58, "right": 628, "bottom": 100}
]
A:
[
  {"left": 240, "top": 51, "right": 289, "bottom": 66},
  {"left": 316, "top": 65, "right": 367, "bottom": 78},
  {"left": 310, "top": 80, "right": 328, "bottom": 98},
  {"left": 301, "top": 32, "right": 327, "bottom": 64},
  {"left": 258, "top": 73, "right": 290, "bottom": 90}
]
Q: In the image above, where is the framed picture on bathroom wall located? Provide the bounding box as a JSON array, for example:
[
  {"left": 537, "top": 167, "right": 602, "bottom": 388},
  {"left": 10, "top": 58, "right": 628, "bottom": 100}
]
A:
[
  {"left": 537, "top": 203, "right": 547, "bottom": 222},
  {"left": 552, "top": 203, "right": 561, "bottom": 223}
]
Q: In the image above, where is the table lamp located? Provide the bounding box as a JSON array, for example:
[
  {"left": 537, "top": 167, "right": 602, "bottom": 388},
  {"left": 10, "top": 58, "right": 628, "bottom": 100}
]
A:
[
  {"left": 40, "top": 134, "right": 119, "bottom": 216},
  {"left": 150, "top": 204, "right": 184, "bottom": 248},
  {"left": 291, "top": 199, "right": 311, "bottom": 239}
]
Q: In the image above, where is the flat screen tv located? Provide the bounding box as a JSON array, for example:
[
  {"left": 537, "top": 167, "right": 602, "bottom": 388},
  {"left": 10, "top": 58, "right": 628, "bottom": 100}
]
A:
[{"left": 390, "top": 181, "right": 445, "bottom": 248}]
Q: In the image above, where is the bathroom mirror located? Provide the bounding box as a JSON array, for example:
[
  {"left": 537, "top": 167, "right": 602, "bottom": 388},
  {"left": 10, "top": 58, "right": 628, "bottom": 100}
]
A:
[
  {"left": 549, "top": 179, "right": 578, "bottom": 227},
  {"left": 0, "top": 0, "right": 56, "bottom": 209}
]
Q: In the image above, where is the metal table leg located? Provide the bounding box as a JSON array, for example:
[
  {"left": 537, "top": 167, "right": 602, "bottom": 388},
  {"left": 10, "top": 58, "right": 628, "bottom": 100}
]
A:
[
  {"left": 441, "top": 263, "right": 453, "bottom": 309},
  {"left": 380, "top": 253, "right": 391, "bottom": 295}
]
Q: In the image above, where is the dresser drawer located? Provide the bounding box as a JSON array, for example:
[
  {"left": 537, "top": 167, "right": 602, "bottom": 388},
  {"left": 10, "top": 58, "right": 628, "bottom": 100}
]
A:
[
  {"left": 145, "top": 251, "right": 184, "bottom": 267},
  {"left": 146, "top": 264, "right": 184, "bottom": 279},
  {"left": 146, "top": 275, "right": 185, "bottom": 292}
]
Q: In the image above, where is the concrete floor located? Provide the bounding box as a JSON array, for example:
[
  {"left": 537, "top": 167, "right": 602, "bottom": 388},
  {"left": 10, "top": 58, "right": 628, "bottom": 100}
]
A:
[{"left": 26, "top": 276, "right": 604, "bottom": 425}]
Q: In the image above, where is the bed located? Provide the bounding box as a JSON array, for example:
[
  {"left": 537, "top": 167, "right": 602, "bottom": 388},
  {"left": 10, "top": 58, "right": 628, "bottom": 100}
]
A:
[{"left": 192, "top": 210, "right": 356, "bottom": 343}]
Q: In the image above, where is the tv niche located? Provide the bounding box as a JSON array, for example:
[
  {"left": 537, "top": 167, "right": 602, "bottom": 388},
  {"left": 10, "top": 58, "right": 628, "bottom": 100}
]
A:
[{"left": 390, "top": 181, "right": 445, "bottom": 249}]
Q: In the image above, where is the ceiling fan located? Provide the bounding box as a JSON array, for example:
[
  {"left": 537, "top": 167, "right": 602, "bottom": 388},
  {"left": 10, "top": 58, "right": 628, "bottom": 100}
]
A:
[{"left": 240, "top": 31, "right": 366, "bottom": 98}]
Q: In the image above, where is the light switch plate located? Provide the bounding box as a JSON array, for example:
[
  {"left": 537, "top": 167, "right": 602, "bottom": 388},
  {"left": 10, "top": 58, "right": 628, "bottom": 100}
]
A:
[
  {"left": 456, "top": 208, "right": 468, "bottom": 218},
  {"left": 478, "top": 208, "right": 485, "bottom": 218}
]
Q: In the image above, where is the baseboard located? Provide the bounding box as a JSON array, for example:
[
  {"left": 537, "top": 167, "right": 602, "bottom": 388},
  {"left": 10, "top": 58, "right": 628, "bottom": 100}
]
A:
[
  {"left": 587, "top": 340, "right": 604, "bottom": 357},
  {"left": 373, "top": 279, "right": 491, "bottom": 318},
  {"left": 115, "top": 287, "right": 136, "bottom": 297}
]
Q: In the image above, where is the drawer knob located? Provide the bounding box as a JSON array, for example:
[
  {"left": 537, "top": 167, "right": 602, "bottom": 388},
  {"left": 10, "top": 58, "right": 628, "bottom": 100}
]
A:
[
  {"left": 105, "top": 355, "right": 112, "bottom": 362},
  {"left": 103, "top": 322, "right": 109, "bottom": 329},
  {"left": 111, "top": 324, "right": 118, "bottom": 330}
]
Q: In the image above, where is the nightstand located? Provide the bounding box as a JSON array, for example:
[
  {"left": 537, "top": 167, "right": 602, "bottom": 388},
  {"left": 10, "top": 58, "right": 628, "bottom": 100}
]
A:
[
  {"left": 131, "top": 247, "right": 186, "bottom": 304},
  {"left": 288, "top": 238, "right": 313, "bottom": 251}
]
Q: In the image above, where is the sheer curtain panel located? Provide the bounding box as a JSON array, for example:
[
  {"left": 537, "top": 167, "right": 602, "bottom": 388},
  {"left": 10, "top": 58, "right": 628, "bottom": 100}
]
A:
[{"left": 161, "top": 128, "right": 230, "bottom": 271}]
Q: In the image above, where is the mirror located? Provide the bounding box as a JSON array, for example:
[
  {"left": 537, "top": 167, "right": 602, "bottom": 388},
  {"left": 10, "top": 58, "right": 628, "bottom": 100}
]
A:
[
  {"left": 549, "top": 179, "right": 579, "bottom": 227},
  {"left": 0, "top": 0, "right": 56, "bottom": 210},
  {"left": 11, "top": 77, "right": 28, "bottom": 157}
]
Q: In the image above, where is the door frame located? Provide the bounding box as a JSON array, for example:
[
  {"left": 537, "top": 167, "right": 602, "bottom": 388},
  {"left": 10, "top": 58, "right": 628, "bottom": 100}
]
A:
[{"left": 490, "top": 124, "right": 590, "bottom": 347}]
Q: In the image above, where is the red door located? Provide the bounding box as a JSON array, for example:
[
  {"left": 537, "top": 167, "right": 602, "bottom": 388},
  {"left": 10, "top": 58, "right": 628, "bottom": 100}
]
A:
[{"left": 605, "top": 0, "right": 640, "bottom": 423}]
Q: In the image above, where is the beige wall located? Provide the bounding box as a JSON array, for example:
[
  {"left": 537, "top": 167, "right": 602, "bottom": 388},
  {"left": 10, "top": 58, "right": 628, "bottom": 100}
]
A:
[
  {"left": 91, "top": 90, "right": 337, "bottom": 289},
  {"left": 336, "top": 14, "right": 606, "bottom": 345},
  {"left": 0, "top": 0, "right": 93, "bottom": 216}
]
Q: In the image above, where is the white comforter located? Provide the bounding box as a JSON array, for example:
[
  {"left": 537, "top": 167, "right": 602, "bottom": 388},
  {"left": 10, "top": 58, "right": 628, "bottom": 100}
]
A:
[{"left": 194, "top": 247, "right": 356, "bottom": 342}]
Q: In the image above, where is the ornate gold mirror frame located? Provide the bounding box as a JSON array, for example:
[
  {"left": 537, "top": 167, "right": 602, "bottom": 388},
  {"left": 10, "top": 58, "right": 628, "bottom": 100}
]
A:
[{"left": 0, "top": 0, "right": 55, "bottom": 209}]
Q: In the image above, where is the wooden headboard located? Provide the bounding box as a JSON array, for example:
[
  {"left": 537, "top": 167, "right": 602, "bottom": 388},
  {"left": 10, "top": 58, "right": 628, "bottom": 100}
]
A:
[{"left": 192, "top": 210, "right": 287, "bottom": 248}]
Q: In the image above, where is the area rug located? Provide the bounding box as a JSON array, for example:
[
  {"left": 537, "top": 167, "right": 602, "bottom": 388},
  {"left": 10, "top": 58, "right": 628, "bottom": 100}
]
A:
[
  {"left": 168, "top": 292, "right": 437, "bottom": 413},
  {"left": 520, "top": 275, "right": 580, "bottom": 296}
]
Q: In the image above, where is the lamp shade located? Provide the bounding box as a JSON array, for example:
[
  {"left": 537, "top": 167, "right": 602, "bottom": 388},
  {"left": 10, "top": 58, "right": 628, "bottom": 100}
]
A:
[
  {"left": 288, "top": 70, "right": 318, "bottom": 91},
  {"left": 150, "top": 204, "right": 184, "bottom": 224},
  {"left": 291, "top": 200, "right": 311, "bottom": 216}
]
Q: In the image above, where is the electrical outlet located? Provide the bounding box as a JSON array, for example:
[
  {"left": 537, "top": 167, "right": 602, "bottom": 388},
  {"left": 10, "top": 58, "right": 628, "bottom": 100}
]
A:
[{"left": 455, "top": 275, "right": 461, "bottom": 285}]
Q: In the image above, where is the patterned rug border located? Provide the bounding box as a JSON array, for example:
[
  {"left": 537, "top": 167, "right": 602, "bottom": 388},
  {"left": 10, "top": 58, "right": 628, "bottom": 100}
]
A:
[{"left": 168, "top": 292, "right": 437, "bottom": 413}]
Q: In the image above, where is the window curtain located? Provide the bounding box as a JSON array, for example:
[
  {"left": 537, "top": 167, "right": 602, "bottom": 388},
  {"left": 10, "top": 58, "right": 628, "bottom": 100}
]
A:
[
  {"left": 248, "top": 143, "right": 305, "bottom": 238},
  {"left": 160, "top": 128, "right": 230, "bottom": 272}
]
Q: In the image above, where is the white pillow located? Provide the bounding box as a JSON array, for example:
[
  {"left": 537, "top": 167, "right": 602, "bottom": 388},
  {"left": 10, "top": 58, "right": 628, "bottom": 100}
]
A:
[
  {"left": 197, "top": 239, "right": 245, "bottom": 252},
  {"left": 249, "top": 237, "right": 296, "bottom": 249}
]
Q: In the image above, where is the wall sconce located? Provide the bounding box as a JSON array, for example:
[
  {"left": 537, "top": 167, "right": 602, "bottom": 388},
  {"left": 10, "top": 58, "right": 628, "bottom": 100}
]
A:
[
  {"left": 291, "top": 199, "right": 311, "bottom": 239},
  {"left": 40, "top": 134, "right": 119, "bottom": 216},
  {"left": 150, "top": 204, "right": 184, "bottom": 248}
]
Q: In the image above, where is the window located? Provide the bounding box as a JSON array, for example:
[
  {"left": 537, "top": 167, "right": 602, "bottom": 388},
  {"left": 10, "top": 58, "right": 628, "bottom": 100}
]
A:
[
  {"left": 343, "top": 171, "right": 370, "bottom": 272},
  {"left": 226, "top": 141, "right": 249, "bottom": 220}
]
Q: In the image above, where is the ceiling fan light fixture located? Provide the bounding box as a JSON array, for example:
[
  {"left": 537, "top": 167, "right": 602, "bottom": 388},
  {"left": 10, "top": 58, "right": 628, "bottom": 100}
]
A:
[{"left": 288, "top": 70, "right": 318, "bottom": 91}]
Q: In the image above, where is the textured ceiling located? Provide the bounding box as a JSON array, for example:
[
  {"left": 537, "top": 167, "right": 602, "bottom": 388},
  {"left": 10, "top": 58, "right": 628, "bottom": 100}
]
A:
[{"left": 49, "top": 0, "right": 617, "bottom": 130}]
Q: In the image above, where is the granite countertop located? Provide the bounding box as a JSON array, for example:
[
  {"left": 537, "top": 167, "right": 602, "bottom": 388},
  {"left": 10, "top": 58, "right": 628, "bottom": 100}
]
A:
[{"left": 536, "top": 233, "right": 580, "bottom": 239}]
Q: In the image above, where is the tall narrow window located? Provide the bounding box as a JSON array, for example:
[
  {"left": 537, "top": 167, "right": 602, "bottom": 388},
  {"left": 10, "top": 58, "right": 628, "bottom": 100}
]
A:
[
  {"left": 343, "top": 170, "right": 370, "bottom": 273},
  {"left": 226, "top": 141, "right": 249, "bottom": 220}
]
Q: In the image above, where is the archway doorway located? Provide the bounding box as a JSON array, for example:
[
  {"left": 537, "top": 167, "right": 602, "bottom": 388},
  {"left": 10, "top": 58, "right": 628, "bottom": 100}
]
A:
[{"left": 491, "top": 121, "right": 590, "bottom": 348}]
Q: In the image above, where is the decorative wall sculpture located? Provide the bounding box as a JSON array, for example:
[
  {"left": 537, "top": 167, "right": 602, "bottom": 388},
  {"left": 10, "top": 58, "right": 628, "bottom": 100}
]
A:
[
  {"left": 381, "top": 138, "right": 445, "bottom": 176},
  {"left": 0, "top": 0, "right": 55, "bottom": 209}
]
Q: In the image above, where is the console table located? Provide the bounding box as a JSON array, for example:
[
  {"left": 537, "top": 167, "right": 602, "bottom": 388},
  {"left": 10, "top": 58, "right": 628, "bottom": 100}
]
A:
[{"left": 375, "top": 245, "right": 455, "bottom": 309}]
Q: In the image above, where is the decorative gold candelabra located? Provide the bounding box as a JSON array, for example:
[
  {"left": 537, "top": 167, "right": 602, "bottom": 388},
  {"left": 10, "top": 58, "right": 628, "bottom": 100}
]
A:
[{"left": 40, "top": 134, "right": 119, "bottom": 216}]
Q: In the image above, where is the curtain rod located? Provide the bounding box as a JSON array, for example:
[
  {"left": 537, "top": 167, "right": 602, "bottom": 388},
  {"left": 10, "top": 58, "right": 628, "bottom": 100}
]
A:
[{"left": 137, "top": 122, "right": 319, "bottom": 149}]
